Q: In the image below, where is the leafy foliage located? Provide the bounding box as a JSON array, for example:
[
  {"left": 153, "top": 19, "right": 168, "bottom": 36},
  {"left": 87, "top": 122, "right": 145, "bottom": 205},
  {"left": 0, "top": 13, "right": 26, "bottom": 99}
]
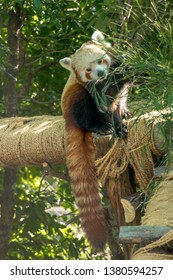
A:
[{"left": 8, "top": 167, "right": 93, "bottom": 260}]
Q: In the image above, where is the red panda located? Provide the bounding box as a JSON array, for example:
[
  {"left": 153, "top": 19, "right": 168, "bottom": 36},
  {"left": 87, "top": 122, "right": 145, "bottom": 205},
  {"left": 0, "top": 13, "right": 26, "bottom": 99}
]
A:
[{"left": 59, "top": 30, "right": 130, "bottom": 249}]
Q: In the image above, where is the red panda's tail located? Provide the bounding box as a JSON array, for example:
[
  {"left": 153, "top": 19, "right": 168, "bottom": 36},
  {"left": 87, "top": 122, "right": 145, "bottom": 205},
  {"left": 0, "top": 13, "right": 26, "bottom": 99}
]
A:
[{"left": 65, "top": 125, "right": 107, "bottom": 249}]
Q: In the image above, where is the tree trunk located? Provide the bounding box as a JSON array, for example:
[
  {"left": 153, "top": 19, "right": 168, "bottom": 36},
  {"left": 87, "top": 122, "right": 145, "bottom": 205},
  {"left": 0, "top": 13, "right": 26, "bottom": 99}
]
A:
[
  {"left": 0, "top": 168, "right": 17, "bottom": 259},
  {"left": 0, "top": 5, "right": 24, "bottom": 259},
  {"left": 3, "top": 6, "right": 24, "bottom": 117}
]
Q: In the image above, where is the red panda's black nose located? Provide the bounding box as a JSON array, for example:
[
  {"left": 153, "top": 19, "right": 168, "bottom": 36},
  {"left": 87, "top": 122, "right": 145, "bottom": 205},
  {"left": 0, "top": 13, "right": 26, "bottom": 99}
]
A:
[{"left": 97, "top": 70, "right": 105, "bottom": 77}]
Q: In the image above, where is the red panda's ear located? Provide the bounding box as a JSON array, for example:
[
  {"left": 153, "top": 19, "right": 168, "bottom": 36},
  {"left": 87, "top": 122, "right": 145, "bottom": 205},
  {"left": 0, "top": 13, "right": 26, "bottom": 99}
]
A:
[
  {"left": 59, "top": 57, "right": 72, "bottom": 71},
  {"left": 91, "top": 30, "right": 105, "bottom": 43},
  {"left": 91, "top": 30, "right": 112, "bottom": 48}
]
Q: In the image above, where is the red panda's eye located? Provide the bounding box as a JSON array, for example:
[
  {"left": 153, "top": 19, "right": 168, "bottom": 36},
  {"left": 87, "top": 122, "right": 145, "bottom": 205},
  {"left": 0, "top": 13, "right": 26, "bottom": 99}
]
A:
[
  {"left": 86, "top": 67, "right": 92, "bottom": 72},
  {"left": 98, "top": 59, "right": 103, "bottom": 64}
]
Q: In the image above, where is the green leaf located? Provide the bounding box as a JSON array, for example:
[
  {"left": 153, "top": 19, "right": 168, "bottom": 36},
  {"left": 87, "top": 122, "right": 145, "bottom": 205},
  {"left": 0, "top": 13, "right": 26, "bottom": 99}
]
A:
[{"left": 33, "top": 0, "right": 42, "bottom": 11}]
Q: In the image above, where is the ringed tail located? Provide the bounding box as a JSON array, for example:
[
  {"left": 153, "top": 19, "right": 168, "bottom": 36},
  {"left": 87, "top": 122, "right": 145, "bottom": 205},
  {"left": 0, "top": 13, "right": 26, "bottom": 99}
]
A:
[{"left": 65, "top": 124, "right": 107, "bottom": 249}]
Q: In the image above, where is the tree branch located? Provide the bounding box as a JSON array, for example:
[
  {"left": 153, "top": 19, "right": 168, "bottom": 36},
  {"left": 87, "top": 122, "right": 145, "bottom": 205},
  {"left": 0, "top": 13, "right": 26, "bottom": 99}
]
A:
[
  {"left": 19, "top": 61, "right": 58, "bottom": 96},
  {"left": 42, "top": 162, "right": 70, "bottom": 181},
  {"left": 0, "top": 109, "right": 170, "bottom": 168}
]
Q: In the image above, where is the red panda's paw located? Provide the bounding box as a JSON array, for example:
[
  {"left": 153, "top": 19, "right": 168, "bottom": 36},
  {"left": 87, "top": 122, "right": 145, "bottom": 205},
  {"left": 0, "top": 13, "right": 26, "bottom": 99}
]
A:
[{"left": 114, "top": 125, "right": 128, "bottom": 138}]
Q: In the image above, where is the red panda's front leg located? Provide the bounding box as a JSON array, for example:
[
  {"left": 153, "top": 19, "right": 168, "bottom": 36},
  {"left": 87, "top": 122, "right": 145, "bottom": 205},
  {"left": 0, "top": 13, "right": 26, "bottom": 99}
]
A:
[{"left": 62, "top": 83, "right": 113, "bottom": 136}]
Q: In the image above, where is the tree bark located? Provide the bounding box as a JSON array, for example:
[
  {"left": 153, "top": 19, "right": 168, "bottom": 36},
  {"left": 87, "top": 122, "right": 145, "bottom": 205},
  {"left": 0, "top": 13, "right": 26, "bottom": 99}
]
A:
[
  {"left": 0, "top": 5, "right": 24, "bottom": 259},
  {"left": 0, "top": 168, "right": 17, "bottom": 259},
  {"left": 2, "top": 6, "right": 24, "bottom": 117}
]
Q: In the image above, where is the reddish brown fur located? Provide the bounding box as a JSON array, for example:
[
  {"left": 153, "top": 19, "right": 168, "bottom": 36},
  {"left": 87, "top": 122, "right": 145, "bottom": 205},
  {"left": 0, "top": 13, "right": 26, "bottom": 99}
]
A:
[
  {"left": 85, "top": 72, "right": 91, "bottom": 80},
  {"left": 102, "top": 59, "right": 109, "bottom": 65},
  {"left": 61, "top": 83, "right": 107, "bottom": 249}
]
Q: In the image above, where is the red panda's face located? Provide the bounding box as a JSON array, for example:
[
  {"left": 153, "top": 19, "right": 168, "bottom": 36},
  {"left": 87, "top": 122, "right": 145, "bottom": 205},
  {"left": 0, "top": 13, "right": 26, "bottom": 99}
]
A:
[
  {"left": 60, "top": 44, "right": 111, "bottom": 83},
  {"left": 59, "top": 30, "right": 112, "bottom": 83},
  {"left": 78, "top": 49, "right": 111, "bottom": 82}
]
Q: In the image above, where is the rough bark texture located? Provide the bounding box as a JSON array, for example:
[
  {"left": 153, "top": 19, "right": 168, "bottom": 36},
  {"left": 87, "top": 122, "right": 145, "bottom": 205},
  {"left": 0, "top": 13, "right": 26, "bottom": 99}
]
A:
[
  {"left": 0, "top": 168, "right": 17, "bottom": 259},
  {"left": 0, "top": 6, "right": 24, "bottom": 259},
  {"left": 2, "top": 6, "right": 24, "bottom": 117}
]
